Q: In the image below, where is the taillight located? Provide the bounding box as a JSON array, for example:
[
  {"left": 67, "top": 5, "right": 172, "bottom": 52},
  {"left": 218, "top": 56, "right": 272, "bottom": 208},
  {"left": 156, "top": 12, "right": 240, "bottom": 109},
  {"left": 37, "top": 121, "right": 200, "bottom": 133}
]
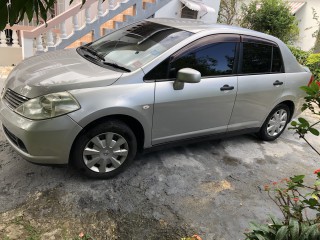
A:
[{"left": 308, "top": 75, "right": 315, "bottom": 86}]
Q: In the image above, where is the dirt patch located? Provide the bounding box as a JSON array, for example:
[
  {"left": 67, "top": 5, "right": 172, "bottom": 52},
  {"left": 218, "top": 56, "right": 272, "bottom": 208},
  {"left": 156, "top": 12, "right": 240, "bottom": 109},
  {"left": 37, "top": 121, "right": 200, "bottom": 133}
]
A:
[
  {"left": 200, "top": 180, "right": 233, "bottom": 194},
  {"left": 0, "top": 187, "right": 194, "bottom": 240}
]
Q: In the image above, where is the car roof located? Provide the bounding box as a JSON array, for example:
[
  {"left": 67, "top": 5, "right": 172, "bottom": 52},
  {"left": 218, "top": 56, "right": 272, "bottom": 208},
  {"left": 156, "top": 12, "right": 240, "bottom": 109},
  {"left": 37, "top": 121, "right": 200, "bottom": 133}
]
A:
[
  {"left": 146, "top": 18, "right": 277, "bottom": 42},
  {"left": 146, "top": 18, "right": 305, "bottom": 73}
]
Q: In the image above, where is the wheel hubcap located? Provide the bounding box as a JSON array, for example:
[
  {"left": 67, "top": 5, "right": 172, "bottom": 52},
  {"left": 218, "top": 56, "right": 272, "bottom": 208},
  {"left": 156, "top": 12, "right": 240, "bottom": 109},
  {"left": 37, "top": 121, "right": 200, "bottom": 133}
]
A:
[
  {"left": 267, "top": 109, "right": 288, "bottom": 137},
  {"left": 83, "top": 132, "right": 129, "bottom": 173}
]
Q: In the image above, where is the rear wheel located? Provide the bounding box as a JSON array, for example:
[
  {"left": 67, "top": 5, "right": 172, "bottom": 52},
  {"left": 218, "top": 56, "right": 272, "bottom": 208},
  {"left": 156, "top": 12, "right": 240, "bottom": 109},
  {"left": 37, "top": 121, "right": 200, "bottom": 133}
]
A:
[
  {"left": 257, "top": 104, "right": 290, "bottom": 141},
  {"left": 71, "top": 120, "right": 137, "bottom": 179}
]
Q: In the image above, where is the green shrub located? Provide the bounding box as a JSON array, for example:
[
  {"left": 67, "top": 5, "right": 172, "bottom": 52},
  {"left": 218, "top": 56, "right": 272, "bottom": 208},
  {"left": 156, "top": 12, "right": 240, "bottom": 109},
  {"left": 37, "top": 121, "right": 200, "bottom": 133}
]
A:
[
  {"left": 245, "top": 218, "right": 320, "bottom": 240},
  {"left": 241, "top": 0, "right": 299, "bottom": 44},
  {"left": 307, "top": 53, "right": 320, "bottom": 81}
]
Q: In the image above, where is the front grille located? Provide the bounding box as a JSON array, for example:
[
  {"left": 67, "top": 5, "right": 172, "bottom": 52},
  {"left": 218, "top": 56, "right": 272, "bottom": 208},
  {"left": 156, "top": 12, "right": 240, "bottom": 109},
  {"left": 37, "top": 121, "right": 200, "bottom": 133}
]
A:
[
  {"left": 3, "top": 89, "right": 29, "bottom": 110},
  {"left": 3, "top": 125, "right": 28, "bottom": 153}
]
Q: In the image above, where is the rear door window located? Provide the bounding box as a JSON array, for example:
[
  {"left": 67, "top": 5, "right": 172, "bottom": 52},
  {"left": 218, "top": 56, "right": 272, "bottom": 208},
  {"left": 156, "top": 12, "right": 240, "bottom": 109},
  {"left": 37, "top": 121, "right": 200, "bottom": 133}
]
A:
[
  {"left": 242, "top": 43, "right": 272, "bottom": 74},
  {"left": 241, "top": 39, "right": 284, "bottom": 74}
]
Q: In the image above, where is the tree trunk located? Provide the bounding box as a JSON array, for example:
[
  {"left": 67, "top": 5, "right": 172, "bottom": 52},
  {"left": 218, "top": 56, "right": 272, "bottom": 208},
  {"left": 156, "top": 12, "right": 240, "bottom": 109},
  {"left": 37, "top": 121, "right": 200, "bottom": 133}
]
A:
[{"left": 314, "top": 27, "right": 320, "bottom": 53}]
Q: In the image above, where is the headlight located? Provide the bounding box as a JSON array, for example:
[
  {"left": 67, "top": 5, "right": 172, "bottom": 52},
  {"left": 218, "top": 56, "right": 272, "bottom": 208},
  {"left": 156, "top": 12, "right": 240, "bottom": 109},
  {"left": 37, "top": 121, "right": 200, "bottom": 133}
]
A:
[{"left": 15, "top": 92, "right": 80, "bottom": 120}]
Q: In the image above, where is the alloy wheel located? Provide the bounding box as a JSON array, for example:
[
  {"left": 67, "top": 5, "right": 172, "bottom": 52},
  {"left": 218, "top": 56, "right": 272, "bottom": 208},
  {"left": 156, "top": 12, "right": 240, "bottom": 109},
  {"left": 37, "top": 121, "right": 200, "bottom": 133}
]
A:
[
  {"left": 83, "top": 132, "right": 129, "bottom": 173},
  {"left": 266, "top": 109, "right": 288, "bottom": 137}
]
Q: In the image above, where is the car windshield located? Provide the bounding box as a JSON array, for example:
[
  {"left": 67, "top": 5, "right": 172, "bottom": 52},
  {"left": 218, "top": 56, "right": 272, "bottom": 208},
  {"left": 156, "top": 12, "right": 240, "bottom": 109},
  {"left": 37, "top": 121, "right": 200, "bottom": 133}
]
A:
[{"left": 81, "top": 21, "right": 193, "bottom": 71}]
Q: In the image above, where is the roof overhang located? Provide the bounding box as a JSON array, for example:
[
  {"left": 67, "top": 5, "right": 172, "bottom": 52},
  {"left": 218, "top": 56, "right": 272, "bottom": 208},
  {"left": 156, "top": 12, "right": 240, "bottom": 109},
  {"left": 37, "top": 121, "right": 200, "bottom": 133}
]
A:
[
  {"left": 180, "top": 0, "right": 215, "bottom": 13},
  {"left": 287, "top": 1, "right": 306, "bottom": 14}
]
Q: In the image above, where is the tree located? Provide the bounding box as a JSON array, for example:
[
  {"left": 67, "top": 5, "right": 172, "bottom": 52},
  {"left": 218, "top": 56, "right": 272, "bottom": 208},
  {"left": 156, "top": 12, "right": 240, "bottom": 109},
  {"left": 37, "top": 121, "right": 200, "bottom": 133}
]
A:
[
  {"left": 0, "top": 0, "right": 85, "bottom": 31},
  {"left": 241, "top": 0, "right": 299, "bottom": 44},
  {"left": 314, "top": 30, "right": 320, "bottom": 53},
  {"left": 217, "top": 0, "right": 241, "bottom": 25},
  {"left": 310, "top": 8, "right": 320, "bottom": 53}
]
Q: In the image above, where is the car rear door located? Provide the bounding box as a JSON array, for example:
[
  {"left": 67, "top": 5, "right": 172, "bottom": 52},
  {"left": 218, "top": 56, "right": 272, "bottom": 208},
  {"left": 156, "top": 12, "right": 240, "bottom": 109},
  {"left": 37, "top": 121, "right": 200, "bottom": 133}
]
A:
[
  {"left": 228, "top": 36, "right": 286, "bottom": 132},
  {"left": 145, "top": 34, "right": 240, "bottom": 145}
]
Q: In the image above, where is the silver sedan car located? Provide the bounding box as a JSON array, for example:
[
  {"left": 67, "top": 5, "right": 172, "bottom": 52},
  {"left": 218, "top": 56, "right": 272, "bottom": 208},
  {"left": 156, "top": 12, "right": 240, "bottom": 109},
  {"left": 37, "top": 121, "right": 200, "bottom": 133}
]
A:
[{"left": 0, "top": 18, "right": 312, "bottom": 178}]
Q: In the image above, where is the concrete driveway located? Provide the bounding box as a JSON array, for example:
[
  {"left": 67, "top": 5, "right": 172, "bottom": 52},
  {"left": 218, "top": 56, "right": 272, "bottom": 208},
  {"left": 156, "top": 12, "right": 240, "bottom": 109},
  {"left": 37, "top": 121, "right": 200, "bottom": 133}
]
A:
[{"left": 0, "top": 75, "right": 319, "bottom": 239}]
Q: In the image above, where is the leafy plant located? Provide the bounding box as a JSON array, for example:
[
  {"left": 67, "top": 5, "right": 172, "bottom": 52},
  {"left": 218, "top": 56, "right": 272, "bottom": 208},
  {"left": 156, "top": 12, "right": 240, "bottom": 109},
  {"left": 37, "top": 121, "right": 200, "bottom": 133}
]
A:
[
  {"left": 245, "top": 173, "right": 320, "bottom": 240},
  {"left": 290, "top": 81, "right": 320, "bottom": 154},
  {"left": 217, "top": 0, "right": 241, "bottom": 25},
  {"left": 241, "top": 0, "right": 299, "bottom": 44},
  {"left": 307, "top": 54, "right": 320, "bottom": 82},
  {"left": 308, "top": 8, "right": 320, "bottom": 53}
]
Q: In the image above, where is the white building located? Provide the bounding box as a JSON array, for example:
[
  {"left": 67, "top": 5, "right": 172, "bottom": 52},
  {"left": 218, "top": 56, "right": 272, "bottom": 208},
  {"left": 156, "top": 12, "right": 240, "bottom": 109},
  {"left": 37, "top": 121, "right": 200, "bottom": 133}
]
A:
[
  {"left": 0, "top": 0, "right": 220, "bottom": 66},
  {"left": 289, "top": 0, "right": 320, "bottom": 51}
]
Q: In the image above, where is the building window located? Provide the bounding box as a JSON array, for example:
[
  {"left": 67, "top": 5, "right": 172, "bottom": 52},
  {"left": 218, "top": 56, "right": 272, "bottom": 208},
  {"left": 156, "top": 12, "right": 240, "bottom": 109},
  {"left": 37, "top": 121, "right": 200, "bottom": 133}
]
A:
[{"left": 181, "top": 4, "right": 198, "bottom": 19}]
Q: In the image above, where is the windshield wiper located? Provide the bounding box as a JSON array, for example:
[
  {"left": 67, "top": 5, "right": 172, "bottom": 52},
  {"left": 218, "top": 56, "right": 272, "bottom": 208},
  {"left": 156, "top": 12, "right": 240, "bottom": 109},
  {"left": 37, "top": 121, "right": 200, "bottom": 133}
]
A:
[
  {"left": 102, "top": 62, "right": 131, "bottom": 72},
  {"left": 80, "top": 45, "right": 131, "bottom": 72},
  {"left": 80, "top": 45, "right": 105, "bottom": 61}
]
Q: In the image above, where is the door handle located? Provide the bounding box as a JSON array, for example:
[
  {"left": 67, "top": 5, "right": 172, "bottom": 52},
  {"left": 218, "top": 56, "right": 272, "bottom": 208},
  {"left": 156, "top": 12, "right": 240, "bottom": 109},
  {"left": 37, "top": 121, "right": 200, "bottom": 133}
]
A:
[
  {"left": 273, "top": 80, "right": 283, "bottom": 86},
  {"left": 220, "top": 85, "right": 234, "bottom": 91}
]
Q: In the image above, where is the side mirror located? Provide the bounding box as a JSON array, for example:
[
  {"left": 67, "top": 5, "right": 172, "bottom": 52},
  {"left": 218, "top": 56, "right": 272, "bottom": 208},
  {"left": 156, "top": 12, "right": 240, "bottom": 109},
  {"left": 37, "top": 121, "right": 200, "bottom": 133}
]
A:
[{"left": 173, "top": 68, "right": 201, "bottom": 90}]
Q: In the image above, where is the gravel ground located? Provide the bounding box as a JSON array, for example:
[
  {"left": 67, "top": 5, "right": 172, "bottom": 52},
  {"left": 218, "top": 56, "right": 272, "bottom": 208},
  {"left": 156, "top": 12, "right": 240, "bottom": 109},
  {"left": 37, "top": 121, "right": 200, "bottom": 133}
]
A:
[{"left": 0, "top": 74, "right": 319, "bottom": 240}]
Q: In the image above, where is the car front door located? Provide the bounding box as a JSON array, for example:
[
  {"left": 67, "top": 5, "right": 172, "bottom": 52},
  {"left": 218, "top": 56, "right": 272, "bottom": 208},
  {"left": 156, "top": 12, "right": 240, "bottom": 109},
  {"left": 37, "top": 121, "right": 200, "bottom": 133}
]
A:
[
  {"left": 145, "top": 35, "right": 240, "bottom": 145},
  {"left": 228, "top": 36, "right": 286, "bottom": 132}
]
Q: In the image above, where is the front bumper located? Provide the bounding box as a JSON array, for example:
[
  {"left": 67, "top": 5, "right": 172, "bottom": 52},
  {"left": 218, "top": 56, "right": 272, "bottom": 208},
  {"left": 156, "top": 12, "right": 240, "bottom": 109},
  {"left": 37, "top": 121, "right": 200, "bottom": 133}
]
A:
[{"left": 0, "top": 99, "right": 83, "bottom": 165}]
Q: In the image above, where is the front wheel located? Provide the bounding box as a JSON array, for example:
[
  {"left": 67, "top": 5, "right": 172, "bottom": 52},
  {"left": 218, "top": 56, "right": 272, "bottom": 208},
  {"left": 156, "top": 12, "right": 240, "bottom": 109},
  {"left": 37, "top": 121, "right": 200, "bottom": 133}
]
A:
[
  {"left": 71, "top": 120, "right": 137, "bottom": 179},
  {"left": 257, "top": 104, "right": 290, "bottom": 141}
]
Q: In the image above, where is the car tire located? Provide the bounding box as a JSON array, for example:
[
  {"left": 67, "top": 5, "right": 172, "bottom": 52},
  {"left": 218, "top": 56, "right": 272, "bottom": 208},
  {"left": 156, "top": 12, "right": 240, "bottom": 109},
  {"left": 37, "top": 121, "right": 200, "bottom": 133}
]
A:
[
  {"left": 71, "top": 120, "right": 137, "bottom": 179},
  {"left": 257, "top": 104, "right": 290, "bottom": 141}
]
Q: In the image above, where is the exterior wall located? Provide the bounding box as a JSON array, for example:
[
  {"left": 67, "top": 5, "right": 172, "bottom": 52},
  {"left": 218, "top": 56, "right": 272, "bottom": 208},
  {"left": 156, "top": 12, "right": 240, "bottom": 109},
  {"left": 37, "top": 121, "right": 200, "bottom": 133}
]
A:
[
  {"left": 154, "top": 0, "right": 220, "bottom": 23},
  {"left": 292, "top": 0, "right": 320, "bottom": 51},
  {"left": 0, "top": 47, "right": 22, "bottom": 66}
]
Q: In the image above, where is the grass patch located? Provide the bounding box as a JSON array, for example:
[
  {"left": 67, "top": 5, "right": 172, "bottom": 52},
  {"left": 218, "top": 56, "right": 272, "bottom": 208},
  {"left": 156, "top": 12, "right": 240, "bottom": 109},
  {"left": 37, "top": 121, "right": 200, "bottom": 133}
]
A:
[{"left": 11, "top": 216, "right": 41, "bottom": 240}]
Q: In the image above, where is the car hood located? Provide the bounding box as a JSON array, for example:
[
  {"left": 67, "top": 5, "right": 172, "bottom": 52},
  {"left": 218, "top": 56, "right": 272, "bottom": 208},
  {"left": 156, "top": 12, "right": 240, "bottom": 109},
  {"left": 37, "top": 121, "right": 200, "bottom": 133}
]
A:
[{"left": 4, "top": 49, "right": 123, "bottom": 98}]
